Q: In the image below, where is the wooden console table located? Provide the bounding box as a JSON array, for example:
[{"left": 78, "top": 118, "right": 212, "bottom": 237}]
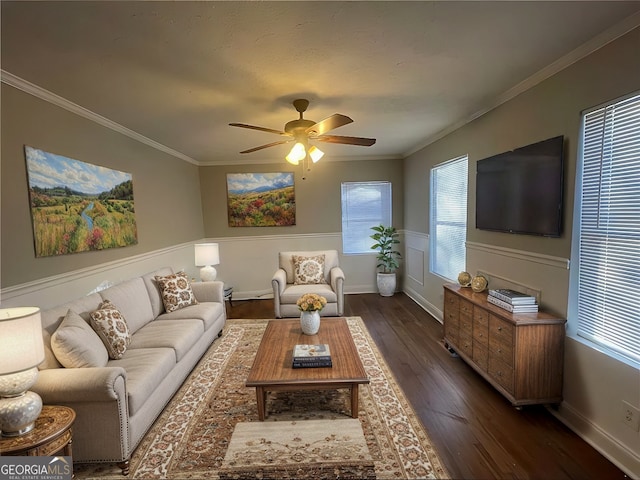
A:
[
  {"left": 443, "top": 284, "right": 566, "bottom": 407},
  {"left": 0, "top": 405, "right": 75, "bottom": 457}
]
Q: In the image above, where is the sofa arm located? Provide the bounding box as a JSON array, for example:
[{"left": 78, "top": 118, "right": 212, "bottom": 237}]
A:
[
  {"left": 32, "top": 367, "right": 127, "bottom": 403},
  {"left": 192, "top": 280, "right": 224, "bottom": 303}
]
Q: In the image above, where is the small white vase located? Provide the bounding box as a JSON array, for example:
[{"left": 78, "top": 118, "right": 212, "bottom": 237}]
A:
[{"left": 300, "top": 310, "right": 321, "bottom": 335}]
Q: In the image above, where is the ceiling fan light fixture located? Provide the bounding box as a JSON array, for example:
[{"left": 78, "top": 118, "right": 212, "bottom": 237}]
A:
[
  {"left": 286, "top": 142, "right": 306, "bottom": 165},
  {"left": 308, "top": 145, "right": 324, "bottom": 163}
]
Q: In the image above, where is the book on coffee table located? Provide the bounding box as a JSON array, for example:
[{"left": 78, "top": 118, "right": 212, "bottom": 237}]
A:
[{"left": 292, "top": 344, "right": 332, "bottom": 368}]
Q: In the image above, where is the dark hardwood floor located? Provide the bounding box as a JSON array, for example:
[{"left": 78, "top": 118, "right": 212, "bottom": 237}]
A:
[{"left": 228, "top": 293, "right": 626, "bottom": 480}]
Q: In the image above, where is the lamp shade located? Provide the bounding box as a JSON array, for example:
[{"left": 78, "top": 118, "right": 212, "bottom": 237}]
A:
[
  {"left": 0, "top": 307, "right": 44, "bottom": 375},
  {"left": 194, "top": 243, "right": 220, "bottom": 267}
]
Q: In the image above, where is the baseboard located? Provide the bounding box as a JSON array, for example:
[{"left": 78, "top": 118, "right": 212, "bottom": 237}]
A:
[
  {"left": 548, "top": 403, "right": 640, "bottom": 478},
  {"left": 403, "top": 286, "right": 443, "bottom": 324}
]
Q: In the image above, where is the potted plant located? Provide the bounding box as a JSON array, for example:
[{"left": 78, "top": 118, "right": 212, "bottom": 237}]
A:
[{"left": 370, "top": 225, "right": 402, "bottom": 296}]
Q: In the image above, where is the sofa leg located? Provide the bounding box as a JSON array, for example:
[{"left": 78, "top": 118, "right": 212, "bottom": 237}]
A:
[
  {"left": 218, "top": 329, "right": 223, "bottom": 337},
  {"left": 117, "top": 460, "right": 130, "bottom": 476}
]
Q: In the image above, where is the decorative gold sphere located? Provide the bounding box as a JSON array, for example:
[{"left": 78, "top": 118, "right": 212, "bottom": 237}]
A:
[
  {"left": 457, "top": 271, "right": 472, "bottom": 287},
  {"left": 471, "top": 275, "right": 488, "bottom": 292}
]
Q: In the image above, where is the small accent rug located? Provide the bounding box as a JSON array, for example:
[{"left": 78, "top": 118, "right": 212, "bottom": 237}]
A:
[
  {"left": 74, "top": 317, "right": 448, "bottom": 479},
  {"left": 218, "top": 419, "right": 375, "bottom": 479}
]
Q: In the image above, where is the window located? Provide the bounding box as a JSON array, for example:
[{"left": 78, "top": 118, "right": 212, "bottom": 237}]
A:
[
  {"left": 341, "top": 182, "right": 392, "bottom": 254},
  {"left": 430, "top": 156, "right": 468, "bottom": 281},
  {"left": 573, "top": 92, "right": 640, "bottom": 365}
]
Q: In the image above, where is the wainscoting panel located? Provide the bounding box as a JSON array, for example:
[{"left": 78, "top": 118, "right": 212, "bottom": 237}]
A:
[{"left": 1, "top": 233, "right": 381, "bottom": 310}]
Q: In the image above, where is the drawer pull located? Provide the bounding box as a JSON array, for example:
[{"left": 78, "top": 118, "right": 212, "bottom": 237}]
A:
[{"left": 498, "top": 326, "right": 502, "bottom": 331}]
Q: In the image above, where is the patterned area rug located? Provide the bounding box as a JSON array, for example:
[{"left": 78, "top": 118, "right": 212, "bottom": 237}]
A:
[{"left": 74, "top": 317, "right": 448, "bottom": 479}]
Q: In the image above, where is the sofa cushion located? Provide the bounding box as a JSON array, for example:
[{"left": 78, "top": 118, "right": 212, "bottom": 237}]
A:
[
  {"left": 90, "top": 300, "right": 131, "bottom": 360},
  {"left": 292, "top": 254, "right": 327, "bottom": 285},
  {"left": 108, "top": 348, "right": 175, "bottom": 416},
  {"left": 99, "top": 278, "right": 154, "bottom": 334},
  {"left": 142, "top": 267, "right": 174, "bottom": 318},
  {"left": 129, "top": 319, "right": 204, "bottom": 362},
  {"left": 156, "top": 302, "right": 225, "bottom": 331},
  {"left": 51, "top": 309, "right": 109, "bottom": 368},
  {"left": 39, "top": 293, "right": 104, "bottom": 370},
  {"left": 279, "top": 283, "right": 338, "bottom": 304},
  {"left": 155, "top": 271, "right": 198, "bottom": 313}
]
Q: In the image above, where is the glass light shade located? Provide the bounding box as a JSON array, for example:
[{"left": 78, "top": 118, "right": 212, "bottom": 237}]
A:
[
  {"left": 0, "top": 307, "right": 44, "bottom": 436},
  {"left": 308, "top": 146, "right": 324, "bottom": 163},
  {"left": 286, "top": 142, "right": 306, "bottom": 165},
  {"left": 194, "top": 243, "right": 220, "bottom": 282}
]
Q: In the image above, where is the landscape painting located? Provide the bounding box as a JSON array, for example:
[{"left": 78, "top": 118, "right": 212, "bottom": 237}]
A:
[
  {"left": 25, "top": 146, "right": 138, "bottom": 257},
  {"left": 226, "top": 172, "right": 295, "bottom": 227}
]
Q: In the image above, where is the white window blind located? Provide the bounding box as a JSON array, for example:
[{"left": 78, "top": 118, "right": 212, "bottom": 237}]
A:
[
  {"left": 577, "top": 92, "right": 640, "bottom": 363},
  {"left": 430, "top": 156, "right": 468, "bottom": 280},
  {"left": 341, "top": 182, "right": 392, "bottom": 254}
]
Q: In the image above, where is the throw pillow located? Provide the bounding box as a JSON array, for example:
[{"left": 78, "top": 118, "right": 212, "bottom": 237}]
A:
[
  {"left": 292, "top": 254, "right": 327, "bottom": 285},
  {"left": 51, "top": 309, "right": 109, "bottom": 368},
  {"left": 155, "top": 271, "right": 198, "bottom": 313},
  {"left": 90, "top": 299, "right": 131, "bottom": 360}
]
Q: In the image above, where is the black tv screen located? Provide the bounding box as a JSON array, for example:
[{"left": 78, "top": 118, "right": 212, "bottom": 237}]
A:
[{"left": 475, "top": 135, "right": 564, "bottom": 237}]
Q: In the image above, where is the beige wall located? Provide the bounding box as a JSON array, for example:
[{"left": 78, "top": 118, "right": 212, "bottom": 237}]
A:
[
  {"left": 404, "top": 27, "right": 640, "bottom": 475},
  {"left": 1, "top": 84, "right": 205, "bottom": 288},
  {"left": 199, "top": 158, "right": 404, "bottom": 237}
]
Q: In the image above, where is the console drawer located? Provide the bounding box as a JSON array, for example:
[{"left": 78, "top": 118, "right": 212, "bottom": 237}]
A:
[{"left": 489, "top": 357, "right": 514, "bottom": 393}]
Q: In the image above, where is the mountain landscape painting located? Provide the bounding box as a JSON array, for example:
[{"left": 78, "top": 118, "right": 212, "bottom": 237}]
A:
[
  {"left": 25, "top": 146, "right": 138, "bottom": 257},
  {"left": 226, "top": 172, "right": 295, "bottom": 227}
]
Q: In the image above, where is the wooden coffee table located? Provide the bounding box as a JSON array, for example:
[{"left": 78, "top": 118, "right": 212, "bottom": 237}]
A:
[{"left": 246, "top": 317, "right": 369, "bottom": 420}]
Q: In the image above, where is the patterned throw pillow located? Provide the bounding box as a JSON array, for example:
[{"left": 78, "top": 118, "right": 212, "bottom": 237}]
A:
[
  {"left": 90, "top": 300, "right": 131, "bottom": 360},
  {"left": 292, "top": 255, "right": 327, "bottom": 285},
  {"left": 155, "top": 271, "right": 198, "bottom": 313}
]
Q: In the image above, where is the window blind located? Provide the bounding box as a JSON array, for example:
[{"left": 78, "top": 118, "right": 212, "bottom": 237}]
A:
[
  {"left": 430, "top": 156, "right": 468, "bottom": 281},
  {"left": 341, "top": 182, "right": 392, "bottom": 254},
  {"left": 577, "top": 92, "right": 640, "bottom": 363}
]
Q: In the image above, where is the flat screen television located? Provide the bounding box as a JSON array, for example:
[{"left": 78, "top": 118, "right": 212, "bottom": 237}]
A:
[{"left": 475, "top": 135, "right": 564, "bottom": 237}]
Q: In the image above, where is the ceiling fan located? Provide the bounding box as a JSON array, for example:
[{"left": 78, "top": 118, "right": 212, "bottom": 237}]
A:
[{"left": 229, "top": 99, "right": 376, "bottom": 165}]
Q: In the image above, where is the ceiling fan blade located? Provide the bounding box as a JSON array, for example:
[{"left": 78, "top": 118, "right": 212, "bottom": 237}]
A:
[
  {"left": 306, "top": 114, "right": 353, "bottom": 136},
  {"left": 239, "top": 139, "right": 293, "bottom": 154},
  {"left": 316, "top": 135, "right": 376, "bottom": 146},
  {"left": 229, "top": 123, "right": 287, "bottom": 136}
]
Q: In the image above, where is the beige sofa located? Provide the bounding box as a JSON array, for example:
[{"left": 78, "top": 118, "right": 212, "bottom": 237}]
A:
[
  {"left": 33, "top": 267, "right": 226, "bottom": 475},
  {"left": 272, "top": 250, "right": 345, "bottom": 318}
]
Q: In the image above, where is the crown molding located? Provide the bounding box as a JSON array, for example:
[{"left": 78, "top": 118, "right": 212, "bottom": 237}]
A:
[
  {"left": 1, "top": 69, "right": 199, "bottom": 165},
  {"left": 405, "top": 12, "right": 640, "bottom": 157}
]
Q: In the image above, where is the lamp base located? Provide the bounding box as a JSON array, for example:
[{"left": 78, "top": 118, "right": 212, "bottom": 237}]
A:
[
  {"left": 200, "top": 265, "right": 217, "bottom": 282},
  {"left": 0, "top": 391, "right": 43, "bottom": 437}
]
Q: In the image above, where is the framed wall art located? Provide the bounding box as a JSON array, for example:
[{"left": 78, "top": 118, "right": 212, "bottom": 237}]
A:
[
  {"left": 25, "top": 146, "right": 138, "bottom": 257},
  {"left": 226, "top": 172, "right": 295, "bottom": 227}
]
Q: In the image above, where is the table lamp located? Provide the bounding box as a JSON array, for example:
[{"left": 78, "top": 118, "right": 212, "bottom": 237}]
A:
[
  {"left": 0, "top": 307, "right": 45, "bottom": 436},
  {"left": 194, "top": 243, "right": 220, "bottom": 282}
]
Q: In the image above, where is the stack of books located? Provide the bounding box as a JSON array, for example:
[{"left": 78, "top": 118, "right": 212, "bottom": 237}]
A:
[
  {"left": 292, "top": 344, "right": 332, "bottom": 368},
  {"left": 487, "top": 288, "right": 538, "bottom": 313}
]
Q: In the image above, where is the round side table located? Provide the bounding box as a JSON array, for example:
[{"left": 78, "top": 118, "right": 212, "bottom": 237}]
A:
[{"left": 0, "top": 405, "right": 75, "bottom": 457}]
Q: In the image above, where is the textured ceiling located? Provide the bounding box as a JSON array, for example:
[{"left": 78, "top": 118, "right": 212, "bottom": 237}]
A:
[{"left": 2, "top": 1, "right": 640, "bottom": 165}]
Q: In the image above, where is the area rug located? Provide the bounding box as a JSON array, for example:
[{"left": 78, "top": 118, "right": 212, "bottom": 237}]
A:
[{"left": 73, "top": 317, "right": 448, "bottom": 479}]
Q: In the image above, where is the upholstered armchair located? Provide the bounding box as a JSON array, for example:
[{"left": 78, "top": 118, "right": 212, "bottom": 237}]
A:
[{"left": 272, "top": 250, "right": 345, "bottom": 318}]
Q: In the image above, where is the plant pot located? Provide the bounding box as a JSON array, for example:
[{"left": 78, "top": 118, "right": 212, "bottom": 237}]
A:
[
  {"left": 376, "top": 273, "right": 396, "bottom": 297},
  {"left": 300, "top": 310, "right": 321, "bottom": 335}
]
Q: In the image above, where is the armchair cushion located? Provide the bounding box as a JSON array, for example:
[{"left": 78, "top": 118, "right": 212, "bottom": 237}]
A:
[{"left": 292, "top": 254, "right": 327, "bottom": 285}]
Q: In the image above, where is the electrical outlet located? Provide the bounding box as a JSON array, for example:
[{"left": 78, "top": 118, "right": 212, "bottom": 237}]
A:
[{"left": 621, "top": 401, "right": 640, "bottom": 432}]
